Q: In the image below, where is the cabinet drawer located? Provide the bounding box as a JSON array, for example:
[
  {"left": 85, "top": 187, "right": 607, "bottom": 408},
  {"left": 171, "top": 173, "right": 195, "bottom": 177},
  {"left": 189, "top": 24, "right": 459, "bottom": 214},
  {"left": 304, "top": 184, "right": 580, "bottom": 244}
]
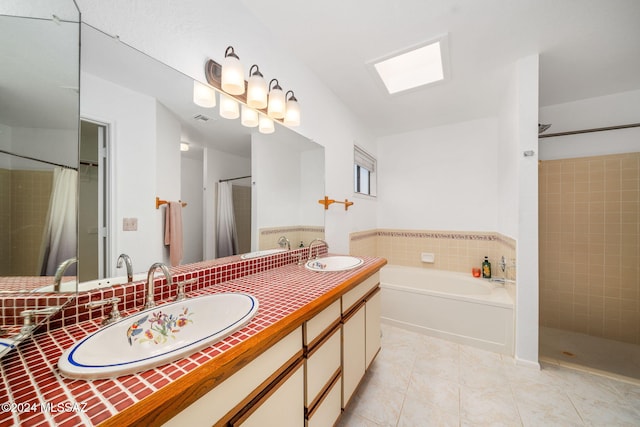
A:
[
  {"left": 342, "top": 272, "right": 379, "bottom": 314},
  {"left": 305, "top": 299, "right": 340, "bottom": 346},
  {"left": 306, "top": 327, "right": 341, "bottom": 407},
  {"left": 307, "top": 375, "right": 342, "bottom": 427},
  {"left": 165, "top": 327, "right": 302, "bottom": 426},
  {"left": 233, "top": 361, "right": 304, "bottom": 427}
]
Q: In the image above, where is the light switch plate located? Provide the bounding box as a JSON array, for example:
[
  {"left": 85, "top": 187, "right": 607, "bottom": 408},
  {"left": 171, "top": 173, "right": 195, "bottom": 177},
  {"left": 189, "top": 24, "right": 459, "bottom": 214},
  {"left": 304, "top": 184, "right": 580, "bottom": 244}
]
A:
[{"left": 123, "top": 218, "right": 138, "bottom": 231}]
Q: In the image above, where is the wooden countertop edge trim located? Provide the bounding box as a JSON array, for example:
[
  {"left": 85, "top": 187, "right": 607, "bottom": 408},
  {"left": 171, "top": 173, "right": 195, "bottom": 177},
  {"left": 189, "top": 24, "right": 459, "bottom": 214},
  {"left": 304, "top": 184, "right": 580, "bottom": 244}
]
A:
[{"left": 97, "top": 258, "right": 387, "bottom": 427}]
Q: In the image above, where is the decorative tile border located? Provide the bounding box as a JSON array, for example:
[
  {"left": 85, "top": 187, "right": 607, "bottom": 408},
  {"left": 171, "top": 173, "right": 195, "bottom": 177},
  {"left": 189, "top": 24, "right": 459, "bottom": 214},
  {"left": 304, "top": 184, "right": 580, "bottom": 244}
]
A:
[
  {"left": 259, "top": 225, "right": 325, "bottom": 236},
  {"left": 351, "top": 229, "right": 501, "bottom": 242},
  {"left": 376, "top": 230, "right": 498, "bottom": 241}
]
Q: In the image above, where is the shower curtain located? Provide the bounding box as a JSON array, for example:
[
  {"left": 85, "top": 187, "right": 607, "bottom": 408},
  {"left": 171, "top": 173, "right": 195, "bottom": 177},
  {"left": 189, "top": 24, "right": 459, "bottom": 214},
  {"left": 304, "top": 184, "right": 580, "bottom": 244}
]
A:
[
  {"left": 216, "top": 181, "right": 238, "bottom": 258},
  {"left": 38, "top": 167, "right": 78, "bottom": 276}
]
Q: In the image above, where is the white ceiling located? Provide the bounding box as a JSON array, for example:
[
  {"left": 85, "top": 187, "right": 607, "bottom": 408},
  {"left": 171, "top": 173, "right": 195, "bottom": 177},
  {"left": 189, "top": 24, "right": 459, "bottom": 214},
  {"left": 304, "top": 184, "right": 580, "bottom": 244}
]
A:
[{"left": 241, "top": 0, "right": 640, "bottom": 136}]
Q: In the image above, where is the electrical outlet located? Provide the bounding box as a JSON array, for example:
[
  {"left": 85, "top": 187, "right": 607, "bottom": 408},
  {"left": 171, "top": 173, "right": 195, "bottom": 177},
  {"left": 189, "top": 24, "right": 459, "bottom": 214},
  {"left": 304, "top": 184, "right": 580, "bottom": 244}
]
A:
[{"left": 123, "top": 218, "right": 138, "bottom": 231}]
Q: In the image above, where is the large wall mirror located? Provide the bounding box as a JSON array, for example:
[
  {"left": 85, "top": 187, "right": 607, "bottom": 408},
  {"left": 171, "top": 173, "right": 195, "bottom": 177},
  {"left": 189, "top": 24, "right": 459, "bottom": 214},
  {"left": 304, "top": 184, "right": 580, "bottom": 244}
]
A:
[
  {"left": 0, "top": 3, "right": 80, "bottom": 293},
  {"left": 0, "top": 16, "right": 324, "bottom": 295},
  {"left": 78, "top": 25, "right": 324, "bottom": 286}
]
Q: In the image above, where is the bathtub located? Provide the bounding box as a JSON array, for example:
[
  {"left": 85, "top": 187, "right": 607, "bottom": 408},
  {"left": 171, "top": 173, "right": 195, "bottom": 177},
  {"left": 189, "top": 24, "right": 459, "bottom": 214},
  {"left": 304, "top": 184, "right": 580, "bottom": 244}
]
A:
[{"left": 380, "top": 265, "right": 514, "bottom": 355}]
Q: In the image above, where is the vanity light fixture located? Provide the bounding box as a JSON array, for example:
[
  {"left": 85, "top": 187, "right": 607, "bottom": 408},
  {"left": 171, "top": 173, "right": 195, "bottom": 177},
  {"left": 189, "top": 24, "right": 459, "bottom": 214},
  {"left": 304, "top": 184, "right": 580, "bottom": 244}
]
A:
[
  {"left": 219, "top": 92, "right": 240, "bottom": 119},
  {"left": 241, "top": 105, "right": 259, "bottom": 127},
  {"left": 284, "top": 90, "right": 300, "bottom": 127},
  {"left": 204, "top": 51, "right": 301, "bottom": 133},
  {"left": 221, "top": 46, "right": 245, "bottom": 95},
  {"left": 246, "top": 64, "right": 268, "bottom": 109},
  {"left": 258, "top": 115, "right": 275, "bottom": 134},
  {"left": 267, "top": 79, "right": 286, "bottom": 119},
  {"left": 193, "top": 80, "right": 216, "bottom": 108}
]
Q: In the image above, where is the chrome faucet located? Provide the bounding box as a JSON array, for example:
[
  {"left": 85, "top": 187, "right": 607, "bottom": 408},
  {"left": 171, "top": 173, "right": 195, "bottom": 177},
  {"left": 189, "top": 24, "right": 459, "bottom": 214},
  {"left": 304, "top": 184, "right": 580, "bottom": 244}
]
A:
[
  {"left": 117, "top": 253, "right": 134, "bottom": 283},
  {"left": 308, "top": 238, "right": 328, "bottom": 260},
  {"left": 145, "top": 263, "right": 172, "bottom": 310},
  {"left": 53, "top": 257, "right": 78, "bottom": 292},
  {"left": 491, "top": 256, "right": 516, "bottom": 285},
  {"left": 277, "top": 235, "right": 291, "bottom": 250}
]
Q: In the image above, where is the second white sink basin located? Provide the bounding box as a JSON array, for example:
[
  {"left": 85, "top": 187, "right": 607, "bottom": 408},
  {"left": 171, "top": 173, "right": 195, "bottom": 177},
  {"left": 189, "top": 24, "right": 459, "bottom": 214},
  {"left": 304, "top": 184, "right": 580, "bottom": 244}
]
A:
[
  {"left": 305, "top": 256, "right": 364, "bottom": 272},
  {"left": 240, "top": 248, "right": 286, "bottom": 259},
  {"left": 58, "top": 293, "right": 258, "bottom": 379}
]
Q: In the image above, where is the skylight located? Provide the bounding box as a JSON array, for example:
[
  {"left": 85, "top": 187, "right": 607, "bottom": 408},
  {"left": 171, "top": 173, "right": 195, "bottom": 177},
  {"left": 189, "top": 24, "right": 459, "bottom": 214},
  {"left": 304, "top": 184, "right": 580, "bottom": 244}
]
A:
[{"left": 372, "top": 38, "right": 447, "bottom": 95}]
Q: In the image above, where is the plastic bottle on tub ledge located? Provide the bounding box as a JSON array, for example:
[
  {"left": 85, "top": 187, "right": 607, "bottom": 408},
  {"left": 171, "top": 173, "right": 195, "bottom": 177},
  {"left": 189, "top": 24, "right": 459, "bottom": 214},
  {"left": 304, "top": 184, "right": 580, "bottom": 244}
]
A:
[{"left": 482, "top": 256, "right": 492, "bottom": 278}]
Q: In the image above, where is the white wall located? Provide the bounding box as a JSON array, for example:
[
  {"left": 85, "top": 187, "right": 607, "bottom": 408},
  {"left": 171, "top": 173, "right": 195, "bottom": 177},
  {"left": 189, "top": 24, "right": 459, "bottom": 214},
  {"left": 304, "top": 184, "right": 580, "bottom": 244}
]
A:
[
  {"left": 497, "top": 64, "right": 519, "bottom": 239},
  {"left": 81, "top": 71, "right": 160, "bottom": 274},
  {"left": 156, "top": 102, "right": 182, "bottom": 265},
  {"left": 299, "top": 147, "right": 325, "bottom": 227},
  {"left": 377, "top": 118, "right": 499, "bottom": 231},
  {"left": 3, "top": 126, "right": 76, "bottom": 170},
  {"left": 514, "top": 54, "right": 540, "bottom": 367},
  {"left": 539, "top": 89, "right": 640, "bottom": 160},
  {"left": 76, "top": 0, "right": 376, "bottom": 255}
]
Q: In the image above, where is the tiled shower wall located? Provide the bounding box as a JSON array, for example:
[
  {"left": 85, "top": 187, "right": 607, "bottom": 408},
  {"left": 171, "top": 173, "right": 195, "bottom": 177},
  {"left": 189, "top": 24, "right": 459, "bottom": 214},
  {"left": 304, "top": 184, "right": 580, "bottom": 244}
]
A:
[
  {"left": 539, "top": 153, "right": 640, "bottom": 345},
  {"left": 0, "top": 169, "right": 52, "bottom": 276},
  {"left": 350, "top": 229, "right": 516, "bottom": 279}
]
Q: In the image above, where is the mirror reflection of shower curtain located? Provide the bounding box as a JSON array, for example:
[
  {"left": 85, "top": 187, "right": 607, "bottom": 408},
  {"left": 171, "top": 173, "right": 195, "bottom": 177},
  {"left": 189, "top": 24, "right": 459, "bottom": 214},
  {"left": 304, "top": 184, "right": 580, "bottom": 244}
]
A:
[
  {"left": 216, "top": 181, "right": 238, "bottom": 257},
  {"left": 38, "top": 167, "right": 78, "bottom": 276}
]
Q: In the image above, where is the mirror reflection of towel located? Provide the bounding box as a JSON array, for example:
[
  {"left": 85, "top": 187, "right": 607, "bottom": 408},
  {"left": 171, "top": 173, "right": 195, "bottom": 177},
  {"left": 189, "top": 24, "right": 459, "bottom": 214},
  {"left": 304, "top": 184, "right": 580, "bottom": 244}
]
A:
[{"left": 164, "top": 202, "right": 183, "bottom": 266}]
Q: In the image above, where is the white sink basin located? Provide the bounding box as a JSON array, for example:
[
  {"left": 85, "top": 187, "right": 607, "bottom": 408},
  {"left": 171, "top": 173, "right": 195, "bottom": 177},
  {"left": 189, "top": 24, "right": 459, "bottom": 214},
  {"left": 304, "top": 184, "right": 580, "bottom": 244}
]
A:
[
  {"left": 305, "top": 256, "right": 364, "bottom": 272},
  {"left": 0, "top": 338, "right": 16, "bottom": 358},
  {"left": 240, "top": 248, "right": 286, "bottom": 259},
  {"left": 58, "top": 293, "right": 258, "bottom": 379}
]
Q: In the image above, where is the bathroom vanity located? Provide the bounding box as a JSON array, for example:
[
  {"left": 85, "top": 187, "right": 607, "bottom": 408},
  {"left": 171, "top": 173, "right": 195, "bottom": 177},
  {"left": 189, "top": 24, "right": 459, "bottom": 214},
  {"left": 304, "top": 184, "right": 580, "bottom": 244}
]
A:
[{"left": 0, "top": 250, "right": 386, "bottom": 427}]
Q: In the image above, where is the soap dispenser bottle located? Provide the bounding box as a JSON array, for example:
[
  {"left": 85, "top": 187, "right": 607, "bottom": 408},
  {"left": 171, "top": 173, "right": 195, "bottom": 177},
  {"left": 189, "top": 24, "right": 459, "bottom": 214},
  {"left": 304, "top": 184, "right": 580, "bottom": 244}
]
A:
[{"left": 482, "top": 256, "right": 492, "bottom": 279}]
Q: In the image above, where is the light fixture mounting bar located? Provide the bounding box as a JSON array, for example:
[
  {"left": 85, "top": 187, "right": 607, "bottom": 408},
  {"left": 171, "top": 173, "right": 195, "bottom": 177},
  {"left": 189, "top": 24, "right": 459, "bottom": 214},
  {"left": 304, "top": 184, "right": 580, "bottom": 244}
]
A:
[{"left": 205, "top": 60, "right": 284, "bottom": 124}]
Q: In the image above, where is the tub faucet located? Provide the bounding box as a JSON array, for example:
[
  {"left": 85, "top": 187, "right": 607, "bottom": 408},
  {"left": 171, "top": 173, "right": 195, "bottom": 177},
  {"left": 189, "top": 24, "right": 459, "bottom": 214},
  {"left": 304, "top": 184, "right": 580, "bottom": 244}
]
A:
[
  {"left": 308, "top": 239, "right": 328, "bottom": 260},
  {"left": 145, "top": 263, "right": 172, "bottom": 310},
  {"left": 117, "top": 253, "right": 134, "bottom": 283},
  {"left": 277, "top": 236, "right": 291, "bottom": 250},
  {"left": 53, "top": 257, "right": 78, "bottom": 292}
]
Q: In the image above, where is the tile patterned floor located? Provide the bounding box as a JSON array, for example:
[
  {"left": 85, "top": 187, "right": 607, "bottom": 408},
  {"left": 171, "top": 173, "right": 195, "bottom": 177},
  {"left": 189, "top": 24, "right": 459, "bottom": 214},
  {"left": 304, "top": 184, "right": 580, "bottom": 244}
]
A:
[{"left": 339, "top": 324, "right": 640, "bottom": 426}]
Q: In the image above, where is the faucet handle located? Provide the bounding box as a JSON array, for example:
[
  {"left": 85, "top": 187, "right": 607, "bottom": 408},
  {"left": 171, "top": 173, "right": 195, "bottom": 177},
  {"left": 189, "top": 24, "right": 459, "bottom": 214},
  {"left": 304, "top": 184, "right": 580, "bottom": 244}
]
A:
[
  {"left": 20, "top": 306, "right": 62, "bottom": 334},
  {"left": 86, "top": 297, "right": 122, "bottom": 326},
  {"left": 175, "top": 279, "right": 197, "bottom": 302}
]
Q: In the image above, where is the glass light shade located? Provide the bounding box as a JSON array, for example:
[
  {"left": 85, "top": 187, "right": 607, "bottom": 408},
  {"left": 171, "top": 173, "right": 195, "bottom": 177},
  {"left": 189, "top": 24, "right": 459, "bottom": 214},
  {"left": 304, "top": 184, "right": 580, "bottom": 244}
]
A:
[
  {"left": 267, "top": 87, "right": 286, "bottom": 119},
  {"left": 284, "top": 98, "right": 300, "bottom": 126},
  {"left": 193, "top": 81, "right": 216, "bottom": 108},
  {"left": 221, "top": 53, "right": 245, "bottom": 95},
  {"left": 180, "top": 142, "right": 190, "bottom": 152},
  {"left": 247, "top": 74, "right": 268, "bottom": 109},
  {"left": 258, "top": 115, "right": 275, "bottom": 134},
  {"left": 219, "top": 93, "right": 240, "bottom": 119},
  {"left": 241, "top": 105, "right": 259, "bottom": 127}
]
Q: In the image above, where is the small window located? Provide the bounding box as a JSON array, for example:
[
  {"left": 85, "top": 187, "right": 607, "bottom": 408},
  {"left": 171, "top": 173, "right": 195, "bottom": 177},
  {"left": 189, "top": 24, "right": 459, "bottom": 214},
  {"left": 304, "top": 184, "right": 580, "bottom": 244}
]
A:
[{"left": 354, "top": 145, "right": 377, "bottom": 197}]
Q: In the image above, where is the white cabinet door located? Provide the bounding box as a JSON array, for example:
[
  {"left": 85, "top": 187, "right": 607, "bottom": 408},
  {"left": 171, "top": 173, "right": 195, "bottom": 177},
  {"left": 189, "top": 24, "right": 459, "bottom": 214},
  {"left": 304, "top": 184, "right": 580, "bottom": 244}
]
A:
[
  {"left": 235, "top": 363, "right": 304, "bottom": 427},
  {"left": 306, "top": 327, "right": 341, "bottom": 407},
  {"left": 365, "top": 290, "right": 381, "bottom": 369},
  {"left": 342, "top": 303, "right": 365, "bottom": 408}
]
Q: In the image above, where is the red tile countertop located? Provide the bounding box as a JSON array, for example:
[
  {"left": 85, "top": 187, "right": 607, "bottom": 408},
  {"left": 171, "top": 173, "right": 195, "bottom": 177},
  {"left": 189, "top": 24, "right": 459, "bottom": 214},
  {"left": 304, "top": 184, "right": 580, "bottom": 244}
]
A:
[{"left": 0, "top": 255, "right": 385, "bottom": 427}]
